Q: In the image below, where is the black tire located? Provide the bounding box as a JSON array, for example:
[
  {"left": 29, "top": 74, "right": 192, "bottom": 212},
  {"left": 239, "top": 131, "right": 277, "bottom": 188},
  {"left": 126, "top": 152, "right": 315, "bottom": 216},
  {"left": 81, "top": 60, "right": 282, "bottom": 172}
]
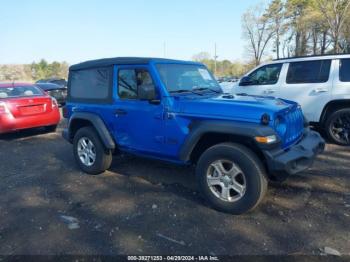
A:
[
  {"left": 73, "top": 126, "right": 112, "bottom": 175},
  {"left": 45, "top": 125, "right": 57, "bottom": 133},
  {"left": 325, "top": 108, "right": 350, "bottom": 146},
  {"left": 196, "top": 142, "right": 268, "bottom": 214}
]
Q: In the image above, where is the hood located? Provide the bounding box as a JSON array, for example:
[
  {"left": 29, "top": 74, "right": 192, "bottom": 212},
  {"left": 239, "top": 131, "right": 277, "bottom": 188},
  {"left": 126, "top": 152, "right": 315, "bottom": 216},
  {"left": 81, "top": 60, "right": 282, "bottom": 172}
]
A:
[{"left": 171, "top": 94, "right": 297, "bottom": 123}]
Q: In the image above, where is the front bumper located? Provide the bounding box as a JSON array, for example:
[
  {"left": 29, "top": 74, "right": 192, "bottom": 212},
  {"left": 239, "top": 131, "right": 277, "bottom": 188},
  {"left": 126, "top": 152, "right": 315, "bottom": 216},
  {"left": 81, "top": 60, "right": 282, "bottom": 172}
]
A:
[{"left": 263, "top": 129, "right": 325, "bottom": 180}]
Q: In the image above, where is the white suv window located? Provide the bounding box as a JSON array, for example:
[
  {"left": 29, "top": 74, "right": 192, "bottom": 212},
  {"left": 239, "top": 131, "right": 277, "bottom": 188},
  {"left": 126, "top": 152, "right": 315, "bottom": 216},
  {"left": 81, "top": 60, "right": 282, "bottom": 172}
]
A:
[
  {"left": 245, "top": 64, "right": 282, "bottom": 86},
  {"left": 340, "top": 59, "right": 350, "bottom": 82},
  {"left": 286, "top": 60, "right": 331, "bottom": 84}
]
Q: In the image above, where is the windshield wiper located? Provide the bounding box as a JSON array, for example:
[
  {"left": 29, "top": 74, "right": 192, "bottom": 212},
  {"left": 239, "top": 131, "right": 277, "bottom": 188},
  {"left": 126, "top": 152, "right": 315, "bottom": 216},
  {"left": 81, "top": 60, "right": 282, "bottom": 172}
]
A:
[
  {"left": 193, "top": 87, "right": 221, "bottom": 93},
  {"left": 169, "top": 89, "right": 203, "bottom": 96}
]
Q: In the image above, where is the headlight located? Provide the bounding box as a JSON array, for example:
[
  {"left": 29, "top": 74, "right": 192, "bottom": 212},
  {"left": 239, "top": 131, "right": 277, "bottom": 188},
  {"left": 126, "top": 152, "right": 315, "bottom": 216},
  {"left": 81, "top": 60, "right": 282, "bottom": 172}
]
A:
[
  {"left": 274, "top": 115, "right": 287, "bottom": 138},
  {"left": 261, "top": 113, "right": 270, "bottom": 125}
]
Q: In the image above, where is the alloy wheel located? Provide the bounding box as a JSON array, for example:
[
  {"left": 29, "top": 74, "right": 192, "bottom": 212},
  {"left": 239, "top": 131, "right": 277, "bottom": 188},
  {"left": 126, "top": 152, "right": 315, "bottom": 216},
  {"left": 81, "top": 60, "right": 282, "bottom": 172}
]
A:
[
  {"left": 206, "top": 159, "right": 247, "bottom": 202},
  {"left": 77, "top": 137, "right": 96, "bottom": 166},
  {"left": 330, "top": 112, "right": 350, "bottom": 145}
]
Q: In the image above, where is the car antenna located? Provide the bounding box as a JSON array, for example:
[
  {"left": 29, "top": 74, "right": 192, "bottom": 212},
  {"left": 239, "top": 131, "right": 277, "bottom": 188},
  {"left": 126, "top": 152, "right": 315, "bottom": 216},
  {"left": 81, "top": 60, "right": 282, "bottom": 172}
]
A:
[{"left": 12, "top": 80, "right": 15, "bottom": 87}]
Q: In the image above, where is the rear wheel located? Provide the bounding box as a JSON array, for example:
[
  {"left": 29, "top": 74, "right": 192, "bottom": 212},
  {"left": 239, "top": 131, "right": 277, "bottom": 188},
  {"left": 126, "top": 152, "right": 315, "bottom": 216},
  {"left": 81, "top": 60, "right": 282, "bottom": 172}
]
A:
[
  {"left": 196, "top": 143, "right": 268, "bottom": 214},
  {"left": 73, "top": 127, "right": 112, "bottom": 175},
  {"left": 325, "top": 108, "right": 350, "bottom": 146}
]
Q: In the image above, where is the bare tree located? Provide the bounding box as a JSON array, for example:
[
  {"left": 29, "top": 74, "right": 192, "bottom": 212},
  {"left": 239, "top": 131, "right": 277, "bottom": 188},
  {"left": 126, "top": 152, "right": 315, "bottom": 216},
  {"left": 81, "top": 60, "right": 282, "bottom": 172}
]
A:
[
  {"left": 316, "top": 0, "right": 350, "bottom": 53},
  {"left": 264, "top": 0, "right": 286, "bottom": 59},
  {"left": 242, "top": 4, "right": 275, "bottom": 66},
  {"left": 341, "top": 9, "right": 350, "bottom": 52}
]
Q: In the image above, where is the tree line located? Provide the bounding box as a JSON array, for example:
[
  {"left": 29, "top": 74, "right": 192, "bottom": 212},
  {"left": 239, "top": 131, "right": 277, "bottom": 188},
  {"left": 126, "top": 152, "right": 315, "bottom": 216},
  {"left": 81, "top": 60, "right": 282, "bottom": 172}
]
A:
[
  {"left": 194, "top": 0, "right": 350, "bottom": 77},
  {"left": 0, "top": 59, "right": 69, "bottom": 82},
  {"left": 192, "top": 52, "right": 255, "bottom": 77},
  {"left": 243, "top": 0, "right": 350, "bottom": 65}
]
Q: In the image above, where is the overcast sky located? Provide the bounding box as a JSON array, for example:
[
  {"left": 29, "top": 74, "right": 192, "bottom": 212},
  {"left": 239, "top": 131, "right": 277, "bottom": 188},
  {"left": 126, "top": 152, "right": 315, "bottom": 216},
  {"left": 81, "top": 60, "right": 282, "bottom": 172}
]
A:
[{"left": 1, "top": 0, "right": 261, "bottom": 64}]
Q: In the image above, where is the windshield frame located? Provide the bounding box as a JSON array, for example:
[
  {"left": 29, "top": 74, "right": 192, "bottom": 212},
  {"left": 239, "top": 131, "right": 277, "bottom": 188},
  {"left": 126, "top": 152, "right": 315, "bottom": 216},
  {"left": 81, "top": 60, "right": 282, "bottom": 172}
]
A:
[{"left": 154, "top": 62, "right": 222, "bottom": 96}]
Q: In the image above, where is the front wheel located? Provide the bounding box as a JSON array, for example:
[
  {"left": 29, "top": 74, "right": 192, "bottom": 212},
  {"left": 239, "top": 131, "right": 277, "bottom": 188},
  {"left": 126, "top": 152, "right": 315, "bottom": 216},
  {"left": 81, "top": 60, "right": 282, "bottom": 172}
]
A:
[
  {"left": 73, "top": 127, "right": 112, "bottom": 175},
  {"left": 325, "top": 108, "right": 350, "bottom": 146},
  {"left": 196, "top": 143, "right": 268, "bottom": 214}
]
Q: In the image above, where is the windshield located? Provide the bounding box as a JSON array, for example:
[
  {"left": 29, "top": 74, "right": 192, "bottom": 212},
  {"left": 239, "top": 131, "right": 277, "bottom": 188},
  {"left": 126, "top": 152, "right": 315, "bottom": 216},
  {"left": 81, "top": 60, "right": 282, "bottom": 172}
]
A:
[
  {"left": 156, "top": 64, "right": 222, "bottom": 94},
  {"left": 0, "top": 86, "right": 44, "bottom": 99}
]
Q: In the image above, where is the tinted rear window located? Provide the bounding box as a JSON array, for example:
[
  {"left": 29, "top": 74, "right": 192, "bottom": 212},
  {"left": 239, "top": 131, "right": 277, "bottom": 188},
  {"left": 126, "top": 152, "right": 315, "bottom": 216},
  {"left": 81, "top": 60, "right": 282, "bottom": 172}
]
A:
[
  {"left": 286, "top": 60, "right": 331, "bottom": 84},
  {"left": 69, "top": 67, "right": 112, "bottom": 102},
  {"left": 0, "top": 86, "right": 43, "bottom": 99},
  {"left": 340, "top": 59, "right": 350, "bottom": 82}
]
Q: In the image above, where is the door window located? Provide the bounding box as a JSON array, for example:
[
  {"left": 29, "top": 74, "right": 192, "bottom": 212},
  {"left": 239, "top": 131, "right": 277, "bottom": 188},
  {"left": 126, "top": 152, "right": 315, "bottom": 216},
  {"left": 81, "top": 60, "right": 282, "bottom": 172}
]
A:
[
  {"left": 286, "top": 60, "right": 331, "bottom": 84},
  {"left": 245, "top": 64, "right": 282, "bottom": 86},
  {"left": 340, "top": 59, "right": 350, "bottom": 82},
  {"left": 118, "top": 69, "right": 156, "bottom": 99}
]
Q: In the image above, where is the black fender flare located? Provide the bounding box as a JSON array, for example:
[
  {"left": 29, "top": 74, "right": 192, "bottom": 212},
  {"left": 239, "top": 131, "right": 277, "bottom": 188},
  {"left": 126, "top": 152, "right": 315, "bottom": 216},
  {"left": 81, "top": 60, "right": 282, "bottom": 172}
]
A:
[
  {"left": 319, "top": 99, "right": 350, "bottom": 124},
  {"left": 179, "top": 120, "right": 278, "bottom": 162},
  {"left": 68, "top": 112, "right": 115, "bottom": 150}
]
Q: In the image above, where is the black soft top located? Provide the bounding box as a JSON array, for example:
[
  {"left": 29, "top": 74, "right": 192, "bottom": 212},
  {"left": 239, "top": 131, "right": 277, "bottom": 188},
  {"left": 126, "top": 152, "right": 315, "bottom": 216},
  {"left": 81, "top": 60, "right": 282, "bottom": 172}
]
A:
[{"left": 69, "top": 57, "right": 191, "bottom": 71}]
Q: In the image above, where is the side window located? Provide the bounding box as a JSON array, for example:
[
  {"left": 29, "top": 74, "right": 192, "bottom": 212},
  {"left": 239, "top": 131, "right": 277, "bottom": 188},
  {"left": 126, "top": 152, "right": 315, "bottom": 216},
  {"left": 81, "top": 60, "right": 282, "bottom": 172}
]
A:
[
  {"left": 118, "top": 69, "right": 138, "bottom": 99},
  {"left": 70, "top": 67, "right": 111, "bottom": 101},
  {"left": 247, "top": 64, "right": 282, "bottom": 85},
  {"left": 118, "top": 69, "right": 156, "bottom": 99},
  {"left": 340, "top": 59, "right": 350, "bottom": 82},
  {"left": 286, "top": 60, "right": 331, "bottom": 84},
  {"left": 136, "top": 69, "right": 156, "bottom": 99}
]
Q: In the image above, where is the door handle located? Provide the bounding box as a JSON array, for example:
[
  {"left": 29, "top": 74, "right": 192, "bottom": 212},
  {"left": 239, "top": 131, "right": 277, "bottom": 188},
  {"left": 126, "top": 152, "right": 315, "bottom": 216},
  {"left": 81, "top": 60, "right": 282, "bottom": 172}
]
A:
[
  {"left": 264, "top": 89, "right": 275, "bottom": 94},
  {"left": 314, "top": 87, "right": 328, "bottom": 93},
  {"left": 115, "top": 109, "right": 127, "bottom": 115}
]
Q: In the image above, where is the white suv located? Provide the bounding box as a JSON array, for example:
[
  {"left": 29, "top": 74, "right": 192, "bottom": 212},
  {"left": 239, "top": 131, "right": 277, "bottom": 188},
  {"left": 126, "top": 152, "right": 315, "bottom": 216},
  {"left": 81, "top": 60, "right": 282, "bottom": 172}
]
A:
[{"left": 234, "top": 54, "right": 350, "bottom": 146}]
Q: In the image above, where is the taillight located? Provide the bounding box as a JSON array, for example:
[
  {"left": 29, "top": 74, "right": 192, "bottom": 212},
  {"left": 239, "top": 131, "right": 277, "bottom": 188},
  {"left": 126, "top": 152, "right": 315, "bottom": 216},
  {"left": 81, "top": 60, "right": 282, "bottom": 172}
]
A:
[
  {"left": 0, "top": 102, "right": 10, "bottom": 114},
  {"left": 51, "top": 98, "right": 58, "bottom": 108}
]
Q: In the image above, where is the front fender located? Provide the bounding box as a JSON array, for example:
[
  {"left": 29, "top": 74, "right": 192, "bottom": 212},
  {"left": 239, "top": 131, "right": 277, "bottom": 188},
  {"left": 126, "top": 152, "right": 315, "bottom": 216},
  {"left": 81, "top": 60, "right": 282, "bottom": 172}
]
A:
[{"left": 179, "top": 120, "right": 278, "bottom": 162}]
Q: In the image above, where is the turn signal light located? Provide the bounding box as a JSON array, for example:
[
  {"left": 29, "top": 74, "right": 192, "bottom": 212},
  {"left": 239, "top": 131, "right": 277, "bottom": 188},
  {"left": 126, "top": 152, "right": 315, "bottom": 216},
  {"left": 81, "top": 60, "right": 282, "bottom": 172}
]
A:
[{"left": 255, "top": 135, "right": 277, "bottom": 144}]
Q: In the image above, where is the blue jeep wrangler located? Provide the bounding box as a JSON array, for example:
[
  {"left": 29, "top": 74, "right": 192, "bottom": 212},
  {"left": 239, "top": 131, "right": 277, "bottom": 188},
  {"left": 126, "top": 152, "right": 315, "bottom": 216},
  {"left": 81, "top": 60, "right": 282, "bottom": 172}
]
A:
[{"left": 62, "top": 57, "right": 325, "bottom": 214}]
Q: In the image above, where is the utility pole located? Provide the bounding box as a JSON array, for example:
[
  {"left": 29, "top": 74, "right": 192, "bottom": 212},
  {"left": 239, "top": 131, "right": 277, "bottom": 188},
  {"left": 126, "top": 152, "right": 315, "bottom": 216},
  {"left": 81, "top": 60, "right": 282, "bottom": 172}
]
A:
[{"left": 214, "top": 43, "right": 218, "bottom": 76}]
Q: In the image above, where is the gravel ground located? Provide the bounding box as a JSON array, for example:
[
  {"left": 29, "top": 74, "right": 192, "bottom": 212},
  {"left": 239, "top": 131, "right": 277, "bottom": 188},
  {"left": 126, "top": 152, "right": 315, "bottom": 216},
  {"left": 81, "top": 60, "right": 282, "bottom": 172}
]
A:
[{"left": 0, "top": 121, "right": 349, "bottom": 256}]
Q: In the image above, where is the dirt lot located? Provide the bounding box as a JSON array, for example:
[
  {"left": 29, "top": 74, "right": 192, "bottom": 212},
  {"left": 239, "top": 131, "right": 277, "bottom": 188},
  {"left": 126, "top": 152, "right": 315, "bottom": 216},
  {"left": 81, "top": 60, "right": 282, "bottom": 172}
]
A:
[{"left": 0, "top": 121, "right": 349, "bottom": 256}]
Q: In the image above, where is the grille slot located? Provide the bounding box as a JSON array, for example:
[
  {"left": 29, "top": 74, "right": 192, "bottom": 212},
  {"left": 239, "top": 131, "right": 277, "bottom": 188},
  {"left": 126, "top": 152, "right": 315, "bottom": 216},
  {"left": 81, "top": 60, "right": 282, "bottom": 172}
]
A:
[{"left": 283, "top": 107, "right": 304, "bottom": 148}]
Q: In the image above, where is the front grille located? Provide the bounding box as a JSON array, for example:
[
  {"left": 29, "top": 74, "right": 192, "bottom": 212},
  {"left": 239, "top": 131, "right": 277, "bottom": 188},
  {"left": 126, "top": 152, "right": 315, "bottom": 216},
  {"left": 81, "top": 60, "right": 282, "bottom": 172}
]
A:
[{"left": 284, "top": 106, "right": 304, "bottom": 148}]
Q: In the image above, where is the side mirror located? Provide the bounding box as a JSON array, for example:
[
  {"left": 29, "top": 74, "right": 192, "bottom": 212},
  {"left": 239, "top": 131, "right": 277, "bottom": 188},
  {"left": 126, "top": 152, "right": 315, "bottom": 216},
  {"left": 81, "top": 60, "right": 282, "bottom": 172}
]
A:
[
  {"left": 239, "top": 76, "right": 254, "bottom": 86},
  {"left": 138, "top": 84, "right": 160, "bottom": 104}
]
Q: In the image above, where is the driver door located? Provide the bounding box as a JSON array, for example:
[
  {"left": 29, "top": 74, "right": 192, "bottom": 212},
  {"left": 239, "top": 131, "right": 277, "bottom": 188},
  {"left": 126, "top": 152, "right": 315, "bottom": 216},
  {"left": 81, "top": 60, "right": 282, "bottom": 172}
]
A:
[
  {"left": 112, "top": 65, "right": 165, "bottom": 156},
  {"left": 235, "top": 63, "right": 285, "bottom": 96}
]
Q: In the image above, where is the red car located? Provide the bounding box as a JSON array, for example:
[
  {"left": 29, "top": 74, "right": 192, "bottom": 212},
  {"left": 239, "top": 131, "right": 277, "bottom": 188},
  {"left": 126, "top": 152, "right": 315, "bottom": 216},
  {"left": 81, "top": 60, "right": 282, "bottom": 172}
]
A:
[{"left": 0, "top": 83, "right": 61, "bottom": 134}]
